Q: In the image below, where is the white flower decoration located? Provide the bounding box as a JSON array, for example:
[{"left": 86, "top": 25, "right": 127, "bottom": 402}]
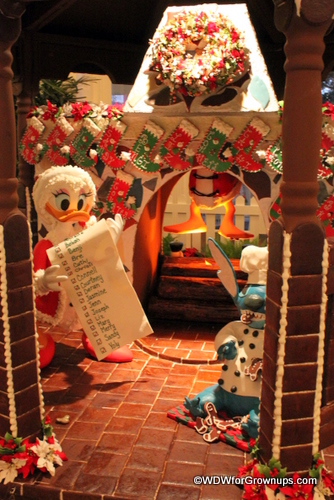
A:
[
  {"left": 30, "top": 438, "right": 63, "bottom": 476},
  {"left": 0, "top": 458, "right": 27, "bottom": 484}
]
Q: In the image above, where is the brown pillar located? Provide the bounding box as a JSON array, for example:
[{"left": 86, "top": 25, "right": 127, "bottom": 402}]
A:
[
  {"left": 16, "top": 89, "right": 39, "bottom": 246},
  {"left": 259, "top": 0, "right": 334, "bottom": 474},
  {"left": 0, "top": 5, "right": 44, "bottom": 440},
  {"left": 16, "top": 90, "right": 34, "bottom": 204}
]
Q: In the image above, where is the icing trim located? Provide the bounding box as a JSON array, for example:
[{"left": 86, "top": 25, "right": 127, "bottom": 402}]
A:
[
  {"left": 313, "top": 238, "right": 329, "bottom": 454},
  {"left": 272, "top": 231, "right": 291, "bottom": 459},
  {"left": 0, "top": 226, "right": 18, "bottom": 437}
]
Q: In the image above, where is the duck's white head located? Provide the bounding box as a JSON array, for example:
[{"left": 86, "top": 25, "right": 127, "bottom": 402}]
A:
[{"left": 33, "top": 165, "right": 96, "bottom": 232}]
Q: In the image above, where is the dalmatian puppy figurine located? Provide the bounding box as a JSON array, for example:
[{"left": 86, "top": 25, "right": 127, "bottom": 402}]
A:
[{"left": 184, "top": 238, "right": 268, "bottom": 438}]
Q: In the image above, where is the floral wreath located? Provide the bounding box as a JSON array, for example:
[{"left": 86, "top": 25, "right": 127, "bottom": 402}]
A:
[
  {"left": 238, "top": 445, "right": 334, "bottom": 499},
  {"left": 148, "top": 9, "right": 249, "bottom": 99},
  {"left": 27, "top": 100, "right": 124, "bottom": 123},
  {"left": 0, "top": 417, "right": 67, "bottom": 484}
]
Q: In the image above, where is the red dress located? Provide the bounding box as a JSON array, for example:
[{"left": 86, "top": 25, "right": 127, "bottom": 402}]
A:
[{"left": 33, "top": 239, "right": 66, "bottom": 326}]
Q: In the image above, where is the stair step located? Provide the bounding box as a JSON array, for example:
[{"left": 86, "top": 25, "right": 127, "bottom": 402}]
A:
[
  {"left": 157, "top": 275, "right": 241, "bottom": 303},
  {"left": 148, "top": 296, "right": 240, "bottom": 324},
  {"left": 147, "top": 255, "right": 244, "bottom": 324},
  {"left": 161, "top": 256, "right": 247, "bottom": 280}
]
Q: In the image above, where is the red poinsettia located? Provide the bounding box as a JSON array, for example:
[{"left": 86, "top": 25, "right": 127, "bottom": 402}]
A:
[
  {"left": 16, "top": 451, "right": 35, "bottom": 479},
  {"left": 237, "top": 458, "right": 259, "bottom": 478},
  {"left": 323, "top": 101, "right": 334, "bottom": 120},
  {"left": 242, "top": 468, "right": 267, "bottom": 500},
  {"left": 105, "top": 104, "right": 124, "bottom": 119},
  {"left": 0, "top": 438, "right": 17, "bottom": 451},
  {"left": 71, "top": 101, "right": 92, "bottom": 121},
  {"left": 42, "top": 101, "right": 59, "bottom": 122},
  {"left": 321, "top": 467, "right": 334, "bottom": 493},
  {"left": 249, "top": 438, "right": 257, "bottom": 449},
  {"left": 0, "top": 417, "right": 68, "bottom": 484},
  {"left": 280, "top": 472, "right": 313, "bottom": 499},
  {"left": 27, "top": 106, "right": 40, "bottom": 118}
]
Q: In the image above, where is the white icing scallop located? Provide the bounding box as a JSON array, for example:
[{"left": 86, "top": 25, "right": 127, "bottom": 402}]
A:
[
  {"left": 271, "top": 232, "right": 329, "bottom": 461},
  {"left": 0, "top": 225, "right": 18, "bottom": 437},
  {"left": 272, "top": 231, "right": 291, "bottom": 459},
  {"left": 313, "top": 238, "right": 329, "bottom": 454}
]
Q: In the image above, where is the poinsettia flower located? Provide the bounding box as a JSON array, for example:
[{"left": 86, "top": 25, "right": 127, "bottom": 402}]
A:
[
  {"left": 71, "top": 101, "right": 92, "bottom": 121},
  {"left": 45, "top": 435, "right": 67, "bottom": 462},
  {"left": 280, "top": 472, "right": 313, "bottom": 499},
  {"left": 237, "top": 458, "right": 259, "bottom": 478},
  {"left": 30, "top": 438, "right": 64, "bottom": 476},
  {"left": 0, "top": 458, "right": 27, "bottom": 484},
  {"left": 105, "top": 104, "right": 123, "bottom": 119},
  {"left": 323, "top": 102, "right": 334, "bottom": 120},
  {"left": 16, "top": 452, "right": 35, "bottom": 478},
  {"left": 321, "top": 468, "right": 334, "bottom": 493},
  {"left": 0, "top": 439, "right": 17, "bottom": 452},
  {"left": 27, "top": 106, "right": 40, "bottom": 119},
  {"left": 243, "top": 468, "right": 268, "bottom": 500},
  {"left": 42, "top": 101, "right": 58, "bottom": 122}
]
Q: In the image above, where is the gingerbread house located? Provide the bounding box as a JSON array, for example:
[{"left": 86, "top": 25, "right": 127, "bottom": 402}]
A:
[{"left": 1, "top": 0, "right": 334, "bottom": 491}]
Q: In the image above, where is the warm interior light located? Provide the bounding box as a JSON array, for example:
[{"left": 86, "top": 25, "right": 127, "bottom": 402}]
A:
[{"left": 163, "top": 200, "right": 207, "bottom": 234}]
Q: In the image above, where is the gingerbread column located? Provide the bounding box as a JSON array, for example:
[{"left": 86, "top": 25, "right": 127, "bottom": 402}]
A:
[
  {"left": 16, "top": 89, "right": 40, "bottom": 246},
  {"left": 16, "top": 90, "right": 34, "bottom": 204},
  {"left": 259, "top": 0, "right": 334, "bottom": 474},
  {"left": 0, "top": 3, "right": 45, "bottom": 440}
]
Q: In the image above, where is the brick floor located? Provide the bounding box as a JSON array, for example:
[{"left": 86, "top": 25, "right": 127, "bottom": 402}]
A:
[{"left": 0, "top": 318, "right": 333, "bottom": 499}]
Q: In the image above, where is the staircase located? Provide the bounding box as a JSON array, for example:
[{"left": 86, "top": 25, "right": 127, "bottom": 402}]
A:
[{"left": 147, "top": 256, "right": 247, "bottom": 324}]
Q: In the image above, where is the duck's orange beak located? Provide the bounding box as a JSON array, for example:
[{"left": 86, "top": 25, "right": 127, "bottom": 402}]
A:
[{"left": 45, "top": 202, "right": 91, "bottom": 223}]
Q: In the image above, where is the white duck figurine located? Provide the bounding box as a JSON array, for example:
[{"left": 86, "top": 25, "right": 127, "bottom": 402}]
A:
[{"left": 32, "top": 165, "right": 132, "bottom": 366}]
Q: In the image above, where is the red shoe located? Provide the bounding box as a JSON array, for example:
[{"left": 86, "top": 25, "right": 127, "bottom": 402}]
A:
[
  {"left": 81, "top": 333, "right": 133, "bottom": 363},
  {"left": 39, "top": 332, "right": 55, "bottom": 369}
]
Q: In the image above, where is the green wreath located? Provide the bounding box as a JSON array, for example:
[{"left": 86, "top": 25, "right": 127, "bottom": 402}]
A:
[{"left": 148, "top": 10, "right": 249, "bottom": 98}]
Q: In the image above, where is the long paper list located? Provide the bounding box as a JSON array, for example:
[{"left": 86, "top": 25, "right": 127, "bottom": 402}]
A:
[{"left": 47, "top": 219, "right": 153, "bottom": 360}]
